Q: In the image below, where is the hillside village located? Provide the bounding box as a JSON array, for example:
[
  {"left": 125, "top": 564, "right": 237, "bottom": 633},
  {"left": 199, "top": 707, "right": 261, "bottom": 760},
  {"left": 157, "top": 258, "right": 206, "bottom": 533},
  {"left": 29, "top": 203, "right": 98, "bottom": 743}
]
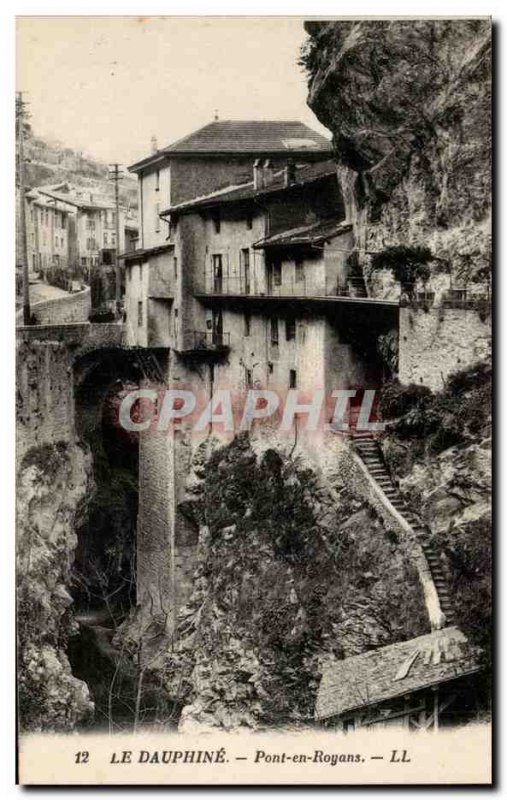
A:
[{"left": 16, "top": 18, "right": 491, "bottom": 736}]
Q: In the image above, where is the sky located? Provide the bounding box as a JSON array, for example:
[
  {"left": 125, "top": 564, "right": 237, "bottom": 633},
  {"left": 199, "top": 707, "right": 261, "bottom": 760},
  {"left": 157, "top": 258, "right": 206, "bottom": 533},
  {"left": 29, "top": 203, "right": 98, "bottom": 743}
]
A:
[{"left": 16, "top": 16, "right": 331, "bottom": 167}]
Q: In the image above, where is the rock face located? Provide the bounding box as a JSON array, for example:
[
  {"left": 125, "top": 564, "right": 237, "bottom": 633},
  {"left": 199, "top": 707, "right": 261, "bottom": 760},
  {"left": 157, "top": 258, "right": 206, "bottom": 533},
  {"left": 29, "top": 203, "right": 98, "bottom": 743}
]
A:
[
  {"left": 380, "top": 365, "right": 492, "bottom": 656},
  {"left": 303, "top": 19, "right": 491, "bottom": 283},
  {"left": 151, "top": 436, "right": 428, "bottom": 732},
  {"left": 17, "top": 441, "right": 94, "bottom": 731}
]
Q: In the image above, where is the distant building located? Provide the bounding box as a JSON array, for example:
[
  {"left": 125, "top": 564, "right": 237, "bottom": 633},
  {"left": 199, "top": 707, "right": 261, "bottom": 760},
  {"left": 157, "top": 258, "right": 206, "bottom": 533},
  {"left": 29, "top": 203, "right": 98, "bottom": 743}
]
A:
[
  {"left": 25, "top": 188, "right": 73, "bottom": 276},
  {"left": 27, "top": 183, "right": 138, "bottom": 278}
]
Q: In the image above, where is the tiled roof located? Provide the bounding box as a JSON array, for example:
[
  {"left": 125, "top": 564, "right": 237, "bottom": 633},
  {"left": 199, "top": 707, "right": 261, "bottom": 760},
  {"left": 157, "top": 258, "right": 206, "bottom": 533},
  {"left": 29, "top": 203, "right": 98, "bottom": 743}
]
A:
[
  {"left": 130, "top": 120, "right": 332, "bottom": 170},
  {"left": 254, "top": 219, "right": 352, "bottom": 249},
  {"left": 36, "top": 185, "right": 116, "bottom": 211},
  {"left": 165, "top": 120, "right": 332, "bottom": 154},
  {"left": 120, "top": 242, "right": 173, "bottom": 262},
  {"left": 163, "top": 159, "right": 338, "bottom": 215},
  {"left": 25, "top": 189, "right": 73, "bottom": 214},
  {"left": 315, "top": 627, "right": 482, "bottom": 721}
]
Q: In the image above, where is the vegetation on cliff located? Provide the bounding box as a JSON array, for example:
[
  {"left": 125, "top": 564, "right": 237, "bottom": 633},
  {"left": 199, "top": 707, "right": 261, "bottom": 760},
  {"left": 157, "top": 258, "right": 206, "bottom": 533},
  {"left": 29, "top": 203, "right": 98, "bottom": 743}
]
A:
[
  {"left": 380, "top": 363, "right": 492, "bottom": 659},
  {"left": 302, "top": 19, "right": 491, "bottom": 284},
  {"left": 154, "top": 436, "right": 427, "bottom": 731}
]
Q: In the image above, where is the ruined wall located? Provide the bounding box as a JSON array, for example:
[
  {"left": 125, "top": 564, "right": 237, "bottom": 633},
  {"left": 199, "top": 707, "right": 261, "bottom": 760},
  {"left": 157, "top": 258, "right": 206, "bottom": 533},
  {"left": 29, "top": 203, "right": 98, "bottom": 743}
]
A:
[{"left": 399, "top": 306, "right": 492, "bottom": 391}]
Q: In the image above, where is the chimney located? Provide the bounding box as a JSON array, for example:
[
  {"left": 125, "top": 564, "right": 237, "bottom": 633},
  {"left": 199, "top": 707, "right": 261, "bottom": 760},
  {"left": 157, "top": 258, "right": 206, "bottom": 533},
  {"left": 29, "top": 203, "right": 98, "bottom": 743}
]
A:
[
  {"left": 263, "top": 159, "right": 274, "bottom": 186},
  {"left": 284, "top": 159, "right": 296, "bottom": 187},
  {"left": 151, "top": 134, "right": 158, "bottom": 154},
  {"left": 253, "top": 159, "right": 264, "bottom": 191}
]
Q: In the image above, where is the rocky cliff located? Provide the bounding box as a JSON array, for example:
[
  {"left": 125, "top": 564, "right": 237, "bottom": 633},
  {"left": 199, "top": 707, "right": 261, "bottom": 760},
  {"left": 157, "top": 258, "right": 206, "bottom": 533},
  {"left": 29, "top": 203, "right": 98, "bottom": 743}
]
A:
[
  {"left": 137, "top": 436, "right": 429, "bottom": 732},
  {"left": 302, "top": 19, "right": 491, "bottom": 285},
  {"left": 380, "top": 363, "right": 492, "bottom": 660},
  {"left": 17, "top": 441, "right": 94, "bottom": 731}
]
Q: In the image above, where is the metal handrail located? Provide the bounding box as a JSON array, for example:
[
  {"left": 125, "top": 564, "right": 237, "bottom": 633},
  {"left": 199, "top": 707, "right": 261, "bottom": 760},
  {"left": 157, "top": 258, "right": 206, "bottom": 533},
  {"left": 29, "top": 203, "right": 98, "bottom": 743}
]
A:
[{"left": 193, "top": 330, "right": 231, "bottom": 349}]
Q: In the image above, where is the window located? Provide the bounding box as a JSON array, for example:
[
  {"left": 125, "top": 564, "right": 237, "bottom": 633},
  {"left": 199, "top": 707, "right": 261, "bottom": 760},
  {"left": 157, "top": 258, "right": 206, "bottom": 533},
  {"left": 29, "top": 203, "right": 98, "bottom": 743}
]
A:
[
  {"left": 212, "top": 254, "right": 223, "bottom": 292},
  {"left": 212, "top": 209, "right": 221, "bottom": 234},
  {"left": 246, "top": 369, "right": 253, "bottom": 387},
  {"left": 111, "top": 232, "right": 116, "bottom": 246},
  {"left": 155, "top": 169, "right": 160, "bottom": 192},
  {"left": 285, "top": 317, "right": 296, "bottom": 341},
  {"left": 173, "top": 257, "right": 178, "bottom": 280},
  {"left": 295, "top": 258, "right": 304, "bottom": 283},
  {"left": 246, "top": 211, "right": 253, "bottom": 230},
  {"left": 268, "top": 362, "right": 273, "bottom": 375},
  {"left": 137, "top": 301, "right": 143, "bottom": 327},
  {"left": 270, "top": 317, "right": 279, "bottom": 346},
  {"left": 241, "top": 248, "right": 251, "bottom": 293},
  {"left": 104, "top": 233, "right": 108, "bottom": 246},
  {"left": 81, "top": 257, "right": 87, "bottom": 266},
  {"left": 273, "top": 261, "right": 282, "bottom": 286},
  {"left": 155, "top": 202, "right": 160, "bottom": 233},
  {"left": 212, "top": 309, "right": 223, "bottom": 345},
  {"left": 289, "top": 369, "right": 297, "bottom": 389},
  {"left": 87, "top": 217, "right": 95, "bottom": 230},
  {"left": 244, "top": 313, "right": 251, "bottom": 337}
]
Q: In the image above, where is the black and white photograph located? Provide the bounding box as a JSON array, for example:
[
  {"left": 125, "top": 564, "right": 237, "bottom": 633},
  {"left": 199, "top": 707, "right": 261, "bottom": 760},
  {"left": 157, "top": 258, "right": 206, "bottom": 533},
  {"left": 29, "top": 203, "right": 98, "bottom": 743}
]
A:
[{"left": 13, "top": 13, "right": 492, "bottom": 786}]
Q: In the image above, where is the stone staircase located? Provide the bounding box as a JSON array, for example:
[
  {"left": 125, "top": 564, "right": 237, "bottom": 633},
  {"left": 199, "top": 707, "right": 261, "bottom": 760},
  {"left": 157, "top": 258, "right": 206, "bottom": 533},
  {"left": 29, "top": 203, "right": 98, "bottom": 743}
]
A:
[{"left": 352, "top": 431, "right": 456, "bottom": 626}]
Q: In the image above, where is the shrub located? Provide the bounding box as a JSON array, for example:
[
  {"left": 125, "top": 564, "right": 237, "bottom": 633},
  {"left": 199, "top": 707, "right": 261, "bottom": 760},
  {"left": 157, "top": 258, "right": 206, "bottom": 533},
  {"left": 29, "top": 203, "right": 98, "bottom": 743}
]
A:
[
  {"left": 379, "top": 380, "right": 433, "bottom": 420},
  {"left": 370, "top": 245, "right": 433, "bottom": 290}
]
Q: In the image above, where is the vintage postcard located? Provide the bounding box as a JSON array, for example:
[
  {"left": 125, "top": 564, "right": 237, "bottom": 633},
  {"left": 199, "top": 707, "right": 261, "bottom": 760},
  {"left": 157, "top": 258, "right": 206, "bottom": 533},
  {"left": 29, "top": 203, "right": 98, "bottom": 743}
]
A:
[{"left": 15, "top": 16, "right": 492, "bottom": 785}]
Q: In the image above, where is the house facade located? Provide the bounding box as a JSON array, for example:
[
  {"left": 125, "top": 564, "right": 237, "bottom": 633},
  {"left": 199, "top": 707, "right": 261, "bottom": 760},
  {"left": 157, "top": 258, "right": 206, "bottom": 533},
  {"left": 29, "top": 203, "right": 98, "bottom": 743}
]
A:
[
  {"left": 25, "top": 189, "right": 72, "bottom": 275},
  {"left": 26, "top": 183, "right": 138, "bottom": 279}
]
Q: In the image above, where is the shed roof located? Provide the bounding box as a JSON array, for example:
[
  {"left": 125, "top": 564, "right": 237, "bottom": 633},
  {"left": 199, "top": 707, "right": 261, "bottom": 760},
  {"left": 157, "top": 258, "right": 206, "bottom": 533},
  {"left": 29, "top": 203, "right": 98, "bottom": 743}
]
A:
[
  {"left": 163, "top": 159, "right": 337, "bottom": 216},
  {"left": 130, "top": 120, "right": 333, "bottom": 171},
  {"left": 253, "top": 219, "right": 352, "bottom": 249},
  {"left": 315, "top": 627, "right": 482, "bottom": 721}
]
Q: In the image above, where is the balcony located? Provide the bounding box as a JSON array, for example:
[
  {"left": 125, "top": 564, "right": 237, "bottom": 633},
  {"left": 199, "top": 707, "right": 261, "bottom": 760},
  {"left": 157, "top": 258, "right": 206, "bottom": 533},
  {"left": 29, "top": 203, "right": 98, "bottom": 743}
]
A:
[
  {"left": 178, "top": 330, "right": 231, "bottom": 356},
  {"left": 196, "top": 274, "right": 395, "bottom": 307}
]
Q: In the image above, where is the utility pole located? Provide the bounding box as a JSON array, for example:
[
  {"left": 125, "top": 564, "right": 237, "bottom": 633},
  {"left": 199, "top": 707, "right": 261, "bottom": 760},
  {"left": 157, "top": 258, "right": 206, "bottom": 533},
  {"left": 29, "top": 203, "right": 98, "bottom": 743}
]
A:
[
  {"left": 109, "top": 163, "right": 123, "bottom": 317},
  {"left": 16, "top": 91, "right": 31, "bottom": 325}
]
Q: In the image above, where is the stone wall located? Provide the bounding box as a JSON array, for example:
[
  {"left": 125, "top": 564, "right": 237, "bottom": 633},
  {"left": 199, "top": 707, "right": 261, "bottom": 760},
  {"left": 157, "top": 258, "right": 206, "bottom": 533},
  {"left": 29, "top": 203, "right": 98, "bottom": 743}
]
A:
[
  {"left": 20, "top": 286, "right": 91, "bottom": 325},
  {"left": 398, "top": 306, "right": 491, "bottom": 391},
  {"left": 16, "top": 321, "right": 124, "bottom": 346},
  {"left": 16, "top": 340, "right": 75, "bottom": 460}
]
